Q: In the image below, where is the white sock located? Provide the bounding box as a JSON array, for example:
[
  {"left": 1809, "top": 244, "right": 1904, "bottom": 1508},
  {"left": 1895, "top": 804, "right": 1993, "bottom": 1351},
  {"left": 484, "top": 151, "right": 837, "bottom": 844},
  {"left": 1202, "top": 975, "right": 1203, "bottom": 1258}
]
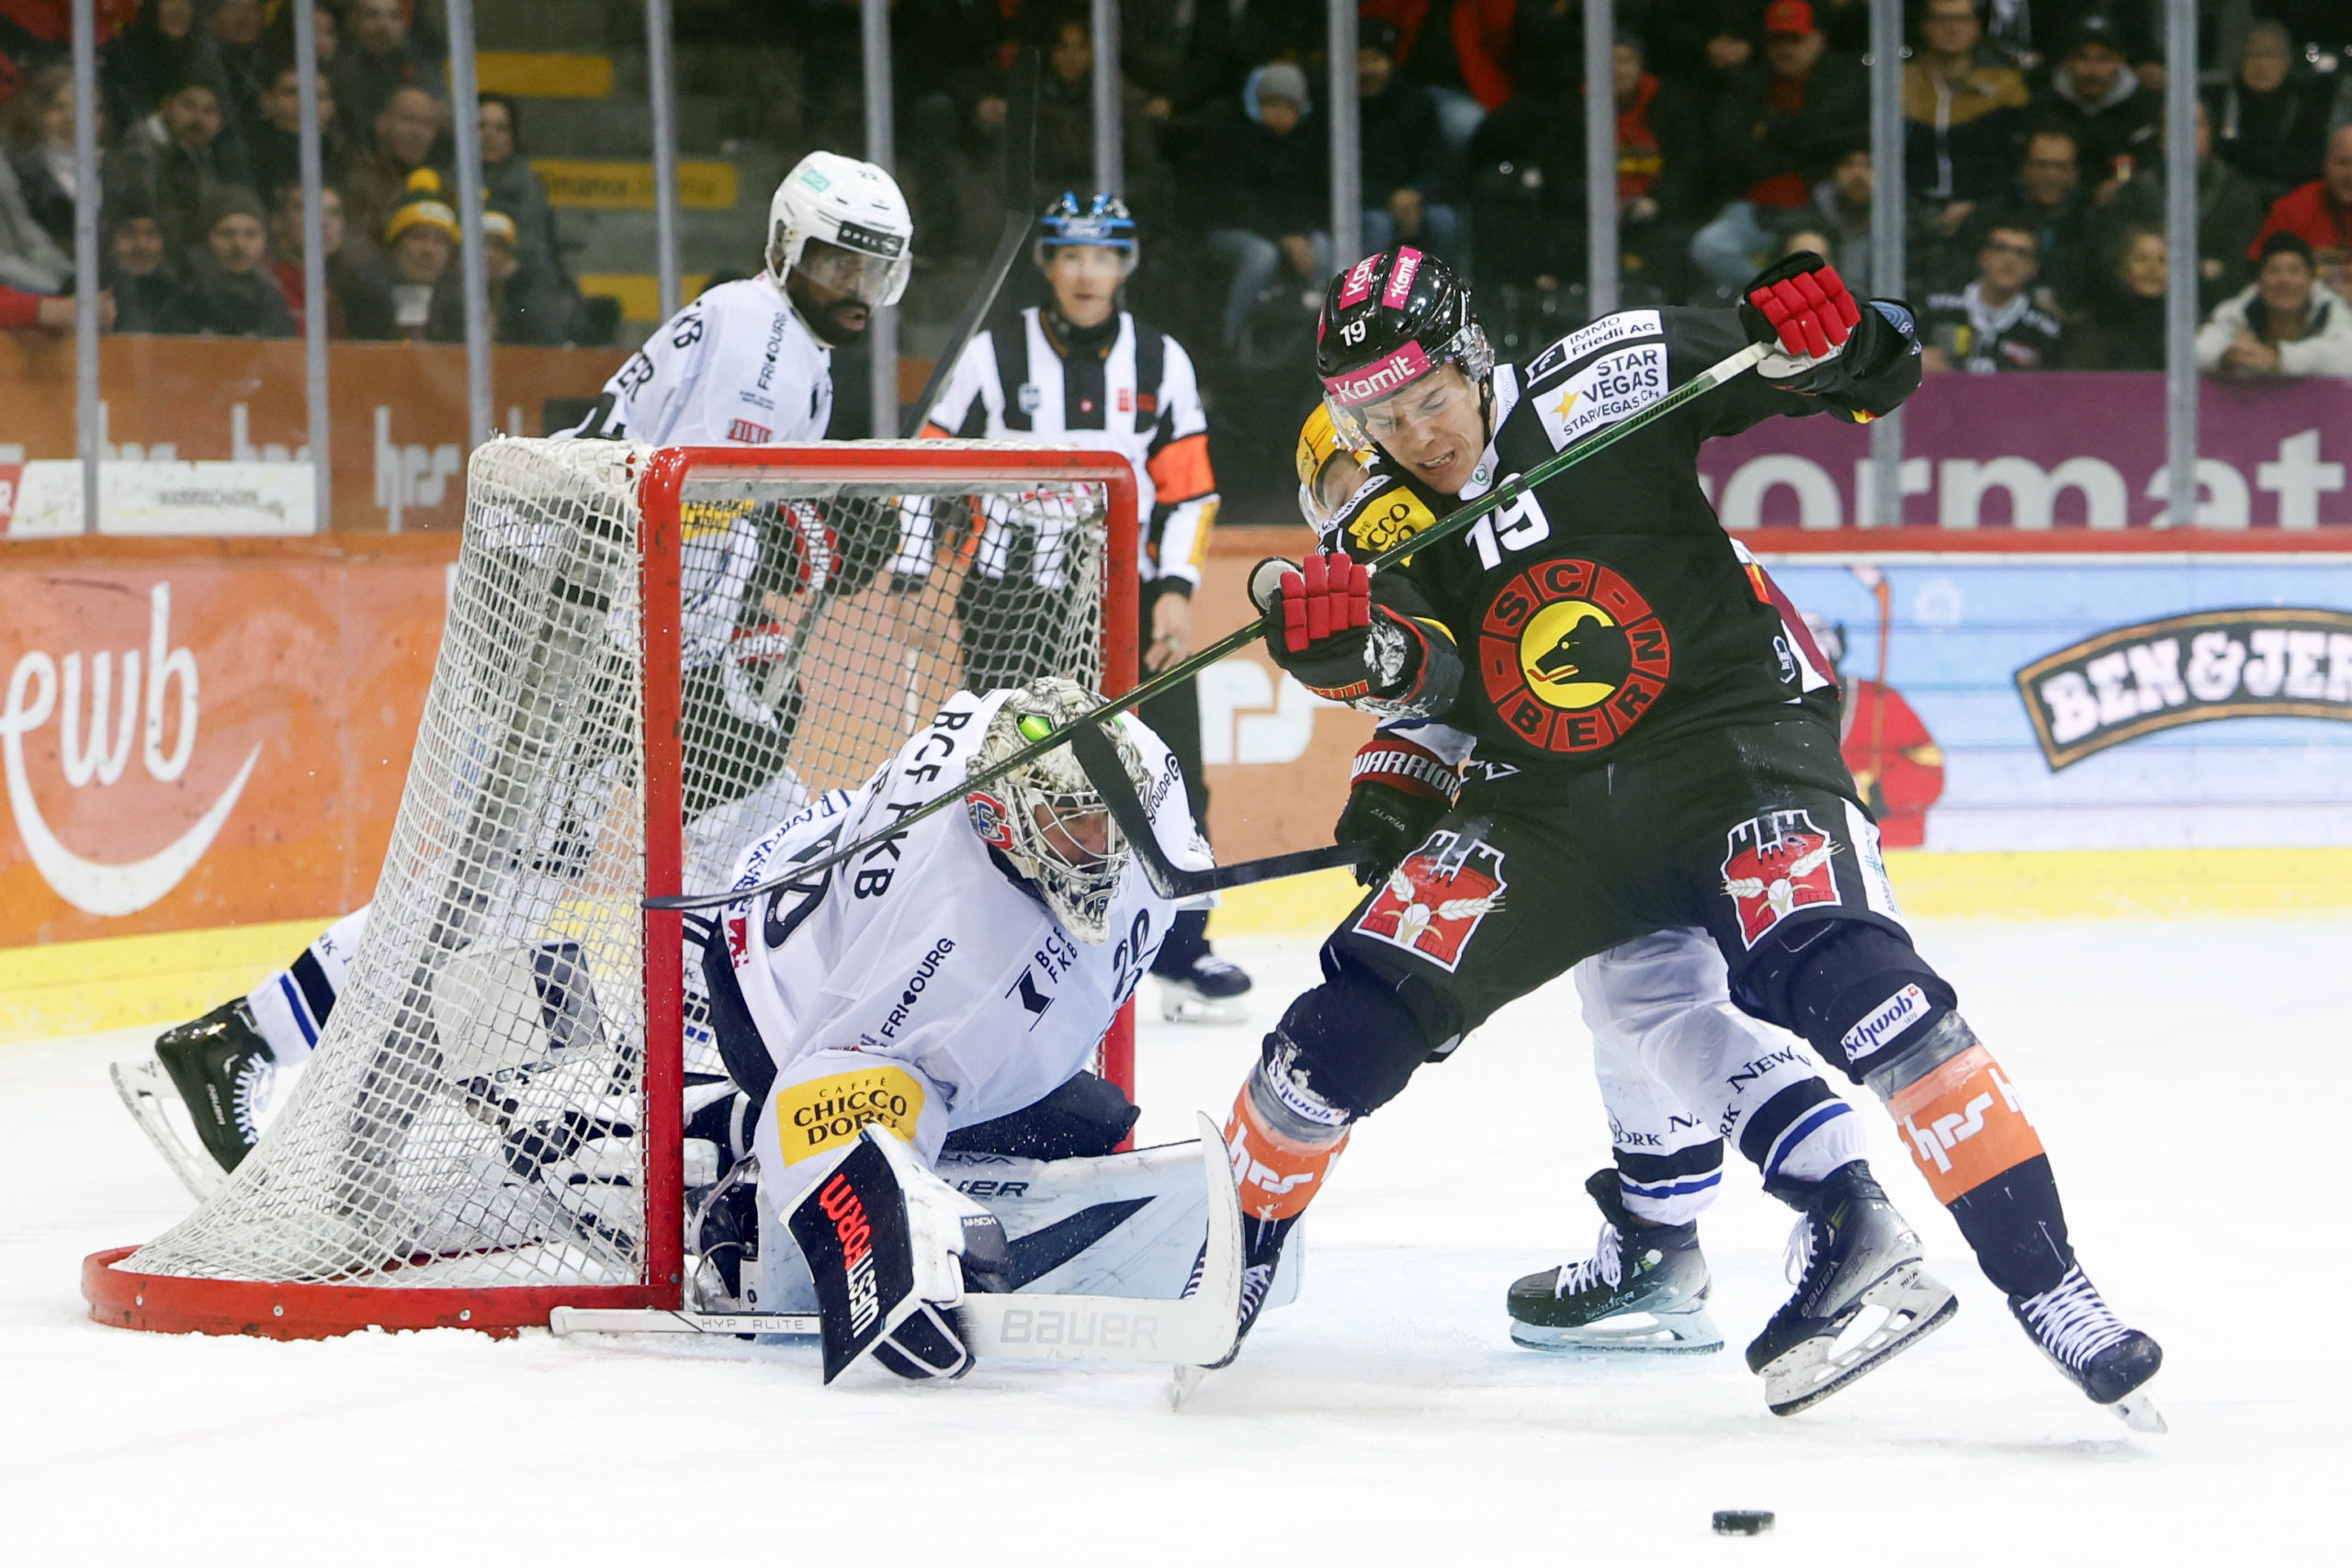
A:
[{"left": 1770, "top": 1103, "right": 1870, "bottom": 1186}]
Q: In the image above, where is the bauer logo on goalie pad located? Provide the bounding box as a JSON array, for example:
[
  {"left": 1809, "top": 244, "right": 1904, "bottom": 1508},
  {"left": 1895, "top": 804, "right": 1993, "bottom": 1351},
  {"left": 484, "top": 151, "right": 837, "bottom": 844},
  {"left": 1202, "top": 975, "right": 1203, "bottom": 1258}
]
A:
[
  {"left": 1720, "top": 809, "right": 1842, "bottom": 950},
  {"left": 1351, "top": 831, "right": 1507, "bottom": 972},
  {"left": 774, "top": 1066, "right": 926, "bottom": 1164}
]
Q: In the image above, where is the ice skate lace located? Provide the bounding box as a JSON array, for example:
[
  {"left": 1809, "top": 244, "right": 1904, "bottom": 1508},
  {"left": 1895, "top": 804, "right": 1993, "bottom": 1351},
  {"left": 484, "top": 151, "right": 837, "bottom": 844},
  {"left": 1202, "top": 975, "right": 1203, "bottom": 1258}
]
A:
[
  {"left": 1781, "top": 1216, "right": 1820, "bottom": 1287},
  {"left": 1555, "top": 1223, "right": 1625, "bottom": 1297},
  {"left": 230, "top": 1055, "right": 275, "bottom": 1145},
  {"left": 2018, "top": 1265, "right": 2132, "bottom": 1371}
]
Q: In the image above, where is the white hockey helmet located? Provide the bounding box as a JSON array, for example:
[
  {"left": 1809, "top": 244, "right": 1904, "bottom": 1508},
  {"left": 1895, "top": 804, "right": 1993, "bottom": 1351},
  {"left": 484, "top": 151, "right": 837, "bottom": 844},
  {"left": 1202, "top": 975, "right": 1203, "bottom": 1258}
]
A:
[
  {"left": 765, "top": 151, "right": 914, "bottom": 308},
  {"left": 963, "top": 678, "right": 1148, "bottom": 945}
]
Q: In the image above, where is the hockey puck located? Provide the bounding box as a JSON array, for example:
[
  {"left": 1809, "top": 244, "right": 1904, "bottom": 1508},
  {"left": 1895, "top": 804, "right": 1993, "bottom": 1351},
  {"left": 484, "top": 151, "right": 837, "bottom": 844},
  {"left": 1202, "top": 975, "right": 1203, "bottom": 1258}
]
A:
[{"left": 1712, "top": 1510, "right": 1774, "bottom": 1537}]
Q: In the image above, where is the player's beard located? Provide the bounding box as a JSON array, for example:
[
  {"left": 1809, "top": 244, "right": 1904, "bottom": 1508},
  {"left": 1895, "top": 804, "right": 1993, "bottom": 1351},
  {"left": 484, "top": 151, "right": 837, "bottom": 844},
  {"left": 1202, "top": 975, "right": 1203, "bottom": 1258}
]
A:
[{"left": 786, "top": 272, "right": 871, "bottom": 347}]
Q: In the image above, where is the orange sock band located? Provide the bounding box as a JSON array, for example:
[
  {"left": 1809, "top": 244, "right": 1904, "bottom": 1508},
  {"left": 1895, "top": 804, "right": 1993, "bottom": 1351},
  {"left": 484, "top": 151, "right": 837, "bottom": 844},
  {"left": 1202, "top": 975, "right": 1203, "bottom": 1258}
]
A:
[
  {"left": 1225, "top": 1085, "right": 1350, "bottom": 1223},
  {"left": 1884, "top": 1044, "right": 2045, "bottom": 1205}
]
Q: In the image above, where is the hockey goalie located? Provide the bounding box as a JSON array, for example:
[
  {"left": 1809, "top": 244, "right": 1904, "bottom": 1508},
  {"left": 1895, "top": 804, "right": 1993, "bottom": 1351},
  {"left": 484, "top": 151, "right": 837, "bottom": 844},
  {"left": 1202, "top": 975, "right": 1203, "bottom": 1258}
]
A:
[{"left": 119, "top": 678, "right": 1258, "bottom": 1382}]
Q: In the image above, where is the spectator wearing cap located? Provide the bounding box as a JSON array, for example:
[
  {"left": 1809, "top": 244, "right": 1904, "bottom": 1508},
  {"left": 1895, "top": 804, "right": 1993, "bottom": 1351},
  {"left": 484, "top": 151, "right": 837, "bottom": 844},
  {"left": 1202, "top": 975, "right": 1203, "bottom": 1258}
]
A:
[
  {"left": 1359, "top": 0, "right": 1520, "bottom": 156},
  {"left": 2031, "top": 15, "right": 2158, "bottom": 202},
  {"left": 1356, "top": 17, "right": 1460, "bottom": 265},
  {"left": 482, "top": 208, "right": 574, "bottom": 344},
  {"left": 168, "top": 184, "right": 295, "bottom": 338},
  {"left": 2198, "top": 231, "right": 2352, "bottom": 379},
  {"left": 1198, "top": 62, "right": 1328, "bottom": 350},
  {"left": 334, "top": 0, "right": 446, "bottom": 150},
  {"left": 345, "top": 167, "right": 463, "bottom": 342},
  {"left": 2246, "top": 126, "right": 2352, "bottom": 271},
  {"left": 102, "top": 196, "right": 187, "bottom": 333},
  {"left": 1920, "top": 216, "right": 2064, "bottom": 372},
  {"left": 1905, "top": 0, "right": 2029, "bottom": 231},
  {"left": 111, "top": 68, "right": 248, "bottom": 261},
  {"left": 342, "top": 84, "right": 447, "bottom": 259},
  {"left": 2097, "top": 100, "right": 2264, "bottom": 314},
  {"left": 1690, "top": 0, "right": 1868, "bottom": 299},
  {"left": 2203, "top": 19, "right": 2333, "bottom": 209}
]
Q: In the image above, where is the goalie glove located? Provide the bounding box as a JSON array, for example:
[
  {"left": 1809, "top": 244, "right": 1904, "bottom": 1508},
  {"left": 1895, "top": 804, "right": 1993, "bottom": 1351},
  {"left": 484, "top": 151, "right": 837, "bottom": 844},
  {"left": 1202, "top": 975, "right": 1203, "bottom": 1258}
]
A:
[
  {"left": 1336, "top": 736, "right": 1459, "bottom": 887},
  {"left": 1255, "top": 550, "right": 1461, "bottom": 719}
]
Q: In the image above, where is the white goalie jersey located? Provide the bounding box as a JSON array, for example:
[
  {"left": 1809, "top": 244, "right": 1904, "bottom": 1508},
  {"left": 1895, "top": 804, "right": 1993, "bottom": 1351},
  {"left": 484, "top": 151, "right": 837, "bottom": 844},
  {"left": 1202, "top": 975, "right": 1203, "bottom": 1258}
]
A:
[{"left": 718, "top": 689, "right": 1205, "bottom": 1208}]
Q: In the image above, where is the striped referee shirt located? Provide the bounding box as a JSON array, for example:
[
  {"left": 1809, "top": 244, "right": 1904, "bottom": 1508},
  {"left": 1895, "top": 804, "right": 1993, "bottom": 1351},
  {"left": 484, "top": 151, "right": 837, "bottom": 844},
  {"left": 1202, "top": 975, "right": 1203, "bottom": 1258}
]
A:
[{"left": 916, "top": 307, "right": 1219, "bottom": 589}]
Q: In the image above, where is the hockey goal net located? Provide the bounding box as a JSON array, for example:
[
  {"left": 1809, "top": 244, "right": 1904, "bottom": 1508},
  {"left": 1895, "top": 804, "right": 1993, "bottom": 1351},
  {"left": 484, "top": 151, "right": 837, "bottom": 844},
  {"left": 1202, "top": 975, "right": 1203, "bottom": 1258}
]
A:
[{"left": 85, "top": 438, "right": 1139, "bottom": 1337}]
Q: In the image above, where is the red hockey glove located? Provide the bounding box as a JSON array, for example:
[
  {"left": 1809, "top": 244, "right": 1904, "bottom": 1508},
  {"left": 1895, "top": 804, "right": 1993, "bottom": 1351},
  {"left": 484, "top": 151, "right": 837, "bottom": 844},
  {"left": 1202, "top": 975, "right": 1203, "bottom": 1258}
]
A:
[
  {"left": 1261, "top": 550, "right": 1382, "bottom": 701},
  {"left": 1335, "top": 736, "right": 1459, "bottom": 886},
  {"left": 1739, "top": 253, "right": 1863, "bottom": 382}
]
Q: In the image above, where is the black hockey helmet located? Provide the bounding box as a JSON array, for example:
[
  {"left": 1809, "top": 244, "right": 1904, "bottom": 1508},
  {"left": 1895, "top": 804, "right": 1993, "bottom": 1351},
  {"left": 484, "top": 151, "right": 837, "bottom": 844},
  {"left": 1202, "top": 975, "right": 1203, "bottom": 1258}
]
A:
[{"left": 1315, "top": 247, "right": 1491, "bottom": 447}]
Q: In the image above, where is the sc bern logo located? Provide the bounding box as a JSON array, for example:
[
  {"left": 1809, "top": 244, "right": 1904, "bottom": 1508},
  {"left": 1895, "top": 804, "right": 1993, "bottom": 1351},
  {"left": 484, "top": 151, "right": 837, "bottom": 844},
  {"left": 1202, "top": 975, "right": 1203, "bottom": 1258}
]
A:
[
  {"left": 1352, "top": 830, "right": 1507, "bottom": 971},
  {"left": 1477, "top": 558, "right": 1671, "bottom": 754}
]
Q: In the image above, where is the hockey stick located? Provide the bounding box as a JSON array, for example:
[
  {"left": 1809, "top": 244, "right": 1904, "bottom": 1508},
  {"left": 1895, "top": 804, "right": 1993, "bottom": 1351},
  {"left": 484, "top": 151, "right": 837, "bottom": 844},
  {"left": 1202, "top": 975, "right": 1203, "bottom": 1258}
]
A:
[
  {"left": 550, "top": 1111, "right": 1244, "bottom": 1367},
  {"left": 898, "top": 50, "right": 1041, "bottom": 439},
  {"left": 649, "top": 338, "right": 1770, "bottom": 913},
  {"left": 1067, "top": 719, "right": 1364, "bottom": 897}
]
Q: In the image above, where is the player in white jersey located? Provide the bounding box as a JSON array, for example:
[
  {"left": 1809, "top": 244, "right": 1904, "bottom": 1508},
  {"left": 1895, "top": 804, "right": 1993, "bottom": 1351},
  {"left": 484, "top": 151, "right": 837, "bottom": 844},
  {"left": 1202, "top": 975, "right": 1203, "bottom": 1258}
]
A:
[
  {"left": 909, "top": 193, "right": 1250, "bottom": 1023},
  {"left": 128, "top": 151, "right": 919, "bottom": 1185},
  {"left": 1293, "top": 411, "right": 1945, "bottom": 1381},
  {"left": 694, "top": 679, "right": 1202, "bottom": 1375}
]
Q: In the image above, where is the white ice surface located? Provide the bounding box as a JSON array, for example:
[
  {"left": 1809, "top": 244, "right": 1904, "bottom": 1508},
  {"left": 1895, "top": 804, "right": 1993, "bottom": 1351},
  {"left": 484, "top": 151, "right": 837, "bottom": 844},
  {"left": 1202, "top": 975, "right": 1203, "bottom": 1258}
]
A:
[{"left": 4, "top": 922, "right": 2347, "bottom": 1562}]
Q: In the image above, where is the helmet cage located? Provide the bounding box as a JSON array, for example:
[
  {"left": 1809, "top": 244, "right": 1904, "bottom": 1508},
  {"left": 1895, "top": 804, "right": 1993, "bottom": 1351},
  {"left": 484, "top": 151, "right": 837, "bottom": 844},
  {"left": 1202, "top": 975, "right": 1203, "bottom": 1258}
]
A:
[{"left": 965, "top": 679, "right": 1145, "bottom": 944}]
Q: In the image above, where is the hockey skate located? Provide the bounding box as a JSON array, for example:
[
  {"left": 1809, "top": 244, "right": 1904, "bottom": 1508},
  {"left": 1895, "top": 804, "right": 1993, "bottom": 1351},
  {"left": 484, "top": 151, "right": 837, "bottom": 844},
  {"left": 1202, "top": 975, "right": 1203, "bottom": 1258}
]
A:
[
  {"left": 1747, "top": 1161, "right": 1958, "bottom": 1416},
  {"left": 117, "top": 1000, "right": 278, "bottom": 1198},
  {"left": 1154, "top": 950, "right": 1253, "bottom": 1024},
  {"left": 2009, "top": 1264, "right": 2166, "bottom": 1433},
  {"left": 1507, "top": 1169, "right": 1723, "bottom": 1352}
]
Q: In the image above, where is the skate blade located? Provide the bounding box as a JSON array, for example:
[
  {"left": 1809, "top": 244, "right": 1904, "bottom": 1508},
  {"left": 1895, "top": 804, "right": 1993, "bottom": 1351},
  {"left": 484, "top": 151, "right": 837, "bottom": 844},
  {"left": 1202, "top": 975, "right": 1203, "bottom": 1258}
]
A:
[
  {"left": 2109, "top": 1387, "right": 2167, "bottom": 1435},
  {"left": 1760, "top": 1263, "right": 1959, "bottom": 1416},
  {"left": 1158, "top": 986, "right": 1250, "bottom": 1026},
  {"left": 111, "top": 1060, "right": 223, "bottom": 1202},
  {"left": 1170, "top": 1365, "right": 1207, "bottom": 1409},
  {"left": 1510, "top": 1304, "right": 1724, "bottom": 1354}
]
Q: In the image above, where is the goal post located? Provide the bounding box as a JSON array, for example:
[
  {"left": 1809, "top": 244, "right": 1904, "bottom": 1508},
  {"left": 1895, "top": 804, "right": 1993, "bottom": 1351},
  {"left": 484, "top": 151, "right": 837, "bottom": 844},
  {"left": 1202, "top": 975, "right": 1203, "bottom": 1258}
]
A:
[{"left": 85, "top": 438, "right": 1140, "bottom": 1339}]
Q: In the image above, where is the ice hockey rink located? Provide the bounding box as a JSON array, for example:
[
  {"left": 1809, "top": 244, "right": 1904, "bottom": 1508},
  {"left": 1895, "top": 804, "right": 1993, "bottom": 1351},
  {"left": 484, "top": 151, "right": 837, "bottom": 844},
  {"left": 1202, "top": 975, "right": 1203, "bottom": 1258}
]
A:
[{"left": 4, "top": 919, "right": 2343, "bottom": 1562}]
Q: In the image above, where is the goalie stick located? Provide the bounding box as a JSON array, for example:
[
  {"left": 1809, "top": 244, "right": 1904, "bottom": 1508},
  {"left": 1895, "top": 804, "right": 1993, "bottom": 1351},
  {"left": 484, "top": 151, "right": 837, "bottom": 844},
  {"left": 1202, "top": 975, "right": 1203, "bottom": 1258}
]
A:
[
  {"left": 549, "top": 1111, "right": 1246, "bottom": 1368},
  {"left": 648, "top": 340, "right": 1772, "bottom": 914},
  {"left": 1067, "top": 718, "right": 1365, "bottom": 897}
]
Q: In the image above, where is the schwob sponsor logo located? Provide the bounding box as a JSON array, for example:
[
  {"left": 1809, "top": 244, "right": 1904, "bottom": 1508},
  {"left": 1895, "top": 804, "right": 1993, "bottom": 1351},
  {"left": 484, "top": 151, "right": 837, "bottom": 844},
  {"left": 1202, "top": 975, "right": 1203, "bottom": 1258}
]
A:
[{"left": 2015, "top": 607, "right": 2352, "bottom": 768}]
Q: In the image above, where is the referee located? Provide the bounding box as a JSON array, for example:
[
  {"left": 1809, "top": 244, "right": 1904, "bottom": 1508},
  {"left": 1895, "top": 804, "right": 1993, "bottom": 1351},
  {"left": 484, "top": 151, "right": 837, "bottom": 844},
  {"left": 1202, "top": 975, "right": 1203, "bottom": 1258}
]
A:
[{"left": 915, "top": 193, "right": 1251, "bottom": 1021}]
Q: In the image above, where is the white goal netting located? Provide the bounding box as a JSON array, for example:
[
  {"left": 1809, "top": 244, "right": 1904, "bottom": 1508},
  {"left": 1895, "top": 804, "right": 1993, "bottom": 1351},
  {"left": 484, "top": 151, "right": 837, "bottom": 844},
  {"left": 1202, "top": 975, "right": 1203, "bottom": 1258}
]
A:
[{"left": 125, "top": 439, "right": 1121, "bottom": 1294}]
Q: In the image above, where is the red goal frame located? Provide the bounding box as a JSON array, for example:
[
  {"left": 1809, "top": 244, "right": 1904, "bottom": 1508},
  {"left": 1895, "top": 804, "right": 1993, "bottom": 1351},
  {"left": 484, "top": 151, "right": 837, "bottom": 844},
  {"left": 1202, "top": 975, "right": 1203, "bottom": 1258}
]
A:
[{"left": 85, "top": 442, "right": 1141, "bottom": 1339}]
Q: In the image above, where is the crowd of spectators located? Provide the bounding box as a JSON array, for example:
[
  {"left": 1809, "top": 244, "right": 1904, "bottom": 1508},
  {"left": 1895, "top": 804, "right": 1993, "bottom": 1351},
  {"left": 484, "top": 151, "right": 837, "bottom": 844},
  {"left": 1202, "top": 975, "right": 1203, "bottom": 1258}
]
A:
[
  {"left": 6, "top": 1, "right": 2352, "bottom": 382},
  {"left": 0, "top": 0, "right": 586, "bottom": 345}
]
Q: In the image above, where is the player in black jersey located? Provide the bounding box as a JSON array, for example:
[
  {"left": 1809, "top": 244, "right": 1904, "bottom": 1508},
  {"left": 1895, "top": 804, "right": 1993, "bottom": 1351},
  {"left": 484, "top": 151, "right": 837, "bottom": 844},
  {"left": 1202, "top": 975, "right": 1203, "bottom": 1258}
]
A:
[{"left": 1193, "top": 246, "right": 2164, "bottom": 1427}]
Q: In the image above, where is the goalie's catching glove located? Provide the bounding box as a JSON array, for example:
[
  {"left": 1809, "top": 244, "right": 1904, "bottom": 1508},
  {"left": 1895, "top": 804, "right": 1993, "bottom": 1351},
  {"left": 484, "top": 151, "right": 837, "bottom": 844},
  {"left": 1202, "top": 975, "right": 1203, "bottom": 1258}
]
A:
[
  {"left": 1257, "top": 550, "right": 1459, "bottom": 719},
  {"left": 1335, "top": 736, "right": 1459, "bottom": 887}
]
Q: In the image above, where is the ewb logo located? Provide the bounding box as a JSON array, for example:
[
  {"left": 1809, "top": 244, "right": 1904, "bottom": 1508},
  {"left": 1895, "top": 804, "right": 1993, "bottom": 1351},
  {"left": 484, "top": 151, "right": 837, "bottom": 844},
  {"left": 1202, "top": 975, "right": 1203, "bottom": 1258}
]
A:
[{"left": 0, "top": 583, "right": 260, "bottom": 915}]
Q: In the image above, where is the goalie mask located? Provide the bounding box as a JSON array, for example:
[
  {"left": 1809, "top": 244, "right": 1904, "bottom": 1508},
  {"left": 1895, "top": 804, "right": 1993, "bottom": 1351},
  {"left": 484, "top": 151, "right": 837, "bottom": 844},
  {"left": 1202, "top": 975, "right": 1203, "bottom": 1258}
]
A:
[
  {"left": 964, "top": 678, "right": 1148, "bottom": 944},
  {"left": 766, "top": 151, "right": 914, "bottom": 310}
]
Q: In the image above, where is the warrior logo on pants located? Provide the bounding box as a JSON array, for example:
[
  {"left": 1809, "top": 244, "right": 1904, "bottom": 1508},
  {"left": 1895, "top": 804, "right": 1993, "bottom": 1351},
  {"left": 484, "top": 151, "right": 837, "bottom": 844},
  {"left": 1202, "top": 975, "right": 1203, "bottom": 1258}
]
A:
[
  {"left": 1353, "top": 830, "right": 1508, "bottom": 971},
  {"left": 1721, "top": 809, "right": 1842, "bottom": 948}
]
